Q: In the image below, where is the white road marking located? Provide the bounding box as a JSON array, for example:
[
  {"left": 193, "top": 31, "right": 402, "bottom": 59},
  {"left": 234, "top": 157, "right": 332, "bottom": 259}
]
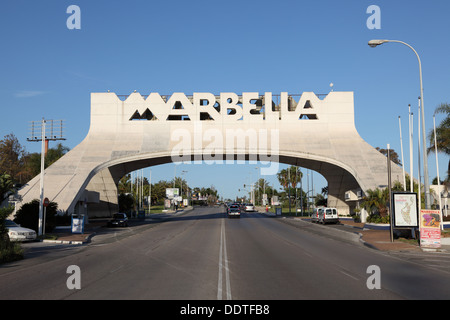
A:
[
  {"left": 217, "top": 218, "right": 232, "bottom": 300},
  {"left": 340, "top": 270, "right": 359, "bottom": 281}
]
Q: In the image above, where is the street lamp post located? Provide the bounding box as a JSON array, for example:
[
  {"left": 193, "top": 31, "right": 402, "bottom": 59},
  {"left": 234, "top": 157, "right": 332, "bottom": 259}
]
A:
[
  {"left": 368, "top": 39, "right": 431, "bottom": 209},
  {"left": 181, "top": 170, "right": 187, "bottom": 206}
]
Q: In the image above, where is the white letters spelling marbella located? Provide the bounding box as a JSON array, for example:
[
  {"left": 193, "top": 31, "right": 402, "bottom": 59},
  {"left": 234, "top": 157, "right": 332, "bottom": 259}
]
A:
[{"left": 15, "top": 91, "right": 403, "bottom": 218}]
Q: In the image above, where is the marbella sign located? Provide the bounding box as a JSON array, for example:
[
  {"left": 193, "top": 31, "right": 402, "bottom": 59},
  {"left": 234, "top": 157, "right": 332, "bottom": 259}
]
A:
[
  {"left": 126, "top": 91, "right": 323, "bottom": 175},
  {"left": 128, "top": 92, "right": 319, "bottom": 122}
]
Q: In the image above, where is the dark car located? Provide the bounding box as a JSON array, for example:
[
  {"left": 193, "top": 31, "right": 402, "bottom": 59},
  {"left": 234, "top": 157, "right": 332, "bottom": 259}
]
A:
[
  {"left": 227, "top": 205, "right": 241, "bottom": 218},
  {"left": 107, "top": 213, "right": 129, "bottom": 227}
]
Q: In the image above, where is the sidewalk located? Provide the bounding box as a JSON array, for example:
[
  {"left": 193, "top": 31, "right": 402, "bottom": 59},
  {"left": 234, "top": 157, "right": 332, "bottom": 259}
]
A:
[
  {"left": 42, "top": 220, "right": 105, "bottom": 245},
  {"left": 42, "top": 207, "right": 193, "bottom": 245},
  {"left": 260, "top": 208, "right": 446, "bottom": 252},
  {"left": 335, "top": 219, "right": 450, "bottom": 252}
]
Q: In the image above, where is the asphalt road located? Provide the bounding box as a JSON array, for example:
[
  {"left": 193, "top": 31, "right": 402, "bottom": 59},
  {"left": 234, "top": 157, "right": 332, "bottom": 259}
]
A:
[{"left": 2, "top": 206, "right": 450, "bottom": 300}]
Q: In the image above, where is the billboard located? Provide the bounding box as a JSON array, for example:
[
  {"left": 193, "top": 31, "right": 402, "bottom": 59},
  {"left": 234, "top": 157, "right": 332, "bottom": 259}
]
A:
[
  {"left": 166, "top": 188, "right": 179, "bottom": 199},
  {"left": 392, "top": 192, "right": 419, "bottom": 228},
  {"left": 420, "top": 209, "right": 441, "bottom": 249}
]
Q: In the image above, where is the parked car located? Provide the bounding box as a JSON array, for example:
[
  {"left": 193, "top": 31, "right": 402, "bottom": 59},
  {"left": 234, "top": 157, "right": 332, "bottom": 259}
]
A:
[
  {"left": 244, "top": 203, "right": 255, "bottom": 212},
  {"left": 5, "top": 219, "right": 37, "bottom": 242},
  {"left": 107, "top": 213, "right": 129, "bottom": 227},
  {"left": 227, "top": 204, "right": 241, "bottom": 218}
]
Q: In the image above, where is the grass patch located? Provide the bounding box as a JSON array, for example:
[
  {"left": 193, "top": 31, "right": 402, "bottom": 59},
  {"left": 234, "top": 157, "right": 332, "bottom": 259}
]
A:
[
  {"left": 268, "top": 206, "right": 310, "bottom": 217},
  {"left": 441, "top": 230, "right": 450, "bottom": 238},
  {"left": 43, "top": 234, "right": 59, "bottom": 240},
  {"left": 148, "top": 205, "right": 166, "bottom": 214},
  {"left": 0, "top": 241, "right": 24, "bottom": 264},
  {"left": 396, "top": 237, "right": 419, "bottom": 246}
]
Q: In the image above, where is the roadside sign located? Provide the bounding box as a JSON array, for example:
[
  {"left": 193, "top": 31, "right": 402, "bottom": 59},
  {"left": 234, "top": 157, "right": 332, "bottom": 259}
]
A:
[
  {"left": 420, "top": 209, "right": 441, "bottom": 249},
  {"left": 392, "top": 192, "right": 419, "bottom": 228},
  {"left": 71, "top": 215, "right": 85, "bottom": 234},
  {"left": 43, "top": 197, "right": 50, "bottom": 207},
  {"left": 276, "top": 207, "right": 282, "bottom": 216},
  {"left": 166, "top": 188, "right": 179, "bottom": 199}
]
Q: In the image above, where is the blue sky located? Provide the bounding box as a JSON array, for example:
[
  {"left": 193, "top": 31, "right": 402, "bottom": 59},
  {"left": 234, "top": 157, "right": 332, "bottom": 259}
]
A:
[{"left": 0, "top": 1, "right": 449, "bottom": 200}]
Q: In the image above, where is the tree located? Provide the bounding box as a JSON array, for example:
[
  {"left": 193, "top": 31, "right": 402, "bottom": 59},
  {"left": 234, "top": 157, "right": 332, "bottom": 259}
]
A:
[
  {"left": 277, "top": 169, "right": 289, "bottom": 192},
  {"left": 427, "top": 103, "right": 450, "bottom": 182},
  {"left": 26, "top": 143, "right": 70, "bottom": 177},
  {"left": 392, "top": 174, "right": 427, "bottom": 208},
  {"left": 376, "top": 147, "right": 402, "bottom": 166},
  {"left": 172, "top": 176, "right": 190, "bottom": 198},
  {"left": 315, "top": 194, "right": 327, "bottom": 207},
  {"left": 151, "top": 180, "right": 173, "bottom": 204},
  {"left": 277, "top": 166, "right": 303, "bottom": 191},
  {"left": 361, "top": 188, "right": 389, "bottom": 217},
  {"left": 0, "top": 133, "right": 29, "bottom": 183},
  {"left": 118, "top": 193, "right": 134, "bottom": 213},
  {"left": 0, "top": 206, "right": 14, "bottom": 241},
  {"left": 255, "top": 178, "right": 276, "bottom": 205},
  {"left": 288, "top": 166, "right": 303, "bottom": 190},
  {"left": 14, "top": 199, "right": 58, "bottom": 233},
  {"left": 46, "top": 143, "right": 70, "bottom": 167},
  {"left": 0, "top": 173, "right": 15, "bottom": 203},
  {"left": 0, "top": 206, "right": 23, "bottom": 263},
  {"left": 118, "top": 174, "right": 132, "bottom": 195},
  {"left": 277, "top": 166, "right": 303, "bottom": 208}
]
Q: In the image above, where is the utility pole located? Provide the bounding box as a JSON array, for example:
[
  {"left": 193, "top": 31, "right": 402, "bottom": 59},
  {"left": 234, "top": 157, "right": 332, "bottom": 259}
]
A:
[{"left": 27, "top": 119, "right": 65, "bottom": 236}]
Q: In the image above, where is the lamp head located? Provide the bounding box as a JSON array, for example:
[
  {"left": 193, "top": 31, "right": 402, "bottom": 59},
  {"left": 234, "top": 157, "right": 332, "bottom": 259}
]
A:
[{"left": 368, "top": 39, "right": 388, "bottom": 47}]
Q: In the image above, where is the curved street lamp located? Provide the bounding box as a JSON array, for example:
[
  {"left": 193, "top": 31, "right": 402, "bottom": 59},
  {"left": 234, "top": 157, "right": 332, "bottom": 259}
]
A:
[{"left": 368, "top": 39, "right": 431, "bottom": 209}]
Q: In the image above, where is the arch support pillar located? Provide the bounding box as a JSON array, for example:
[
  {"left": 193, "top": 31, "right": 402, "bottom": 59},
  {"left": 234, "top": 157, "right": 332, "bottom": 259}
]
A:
[{"left": 84, "top": 167, "right": 118, "bottom": 217}]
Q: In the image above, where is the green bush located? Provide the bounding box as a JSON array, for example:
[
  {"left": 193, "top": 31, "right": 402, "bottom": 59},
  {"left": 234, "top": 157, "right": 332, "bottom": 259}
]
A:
[
  {"left": 0, "top": 240, "right": 23, "bottom": 263},
  {"left": 118, "top": 193, "right": 134, "bottom": 213},
  {"left": 366, "top": 213, "right": 390, "bottom": 224},
  {"left": 0, "top": 206, "right": 12, "bottom": 238},
  {"left": 0, "top": 206, "right": 23, "bottom": 263},
  {"left": 14, "top": 199, "right": 58, "bottom": 233}
]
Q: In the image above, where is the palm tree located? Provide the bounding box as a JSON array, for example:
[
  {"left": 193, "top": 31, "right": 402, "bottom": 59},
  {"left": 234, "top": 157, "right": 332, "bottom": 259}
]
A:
[
  {"left": 277, "top": 169, "right": 289, "bottom": 192},
  {"left": 277, "top": 166, "right": 303, "bottom": 208},
  {"left": 277, "top": 166, "right": 303, "bottom": 191},
  {"left": 361, "top": 188, "right": 389, "bottom": 217},
  {"left": 288, "top": 166, "right": 303, "bottom": 190},
  {"left": 428, "top": 103, "right": 450, "bottom": 182}
]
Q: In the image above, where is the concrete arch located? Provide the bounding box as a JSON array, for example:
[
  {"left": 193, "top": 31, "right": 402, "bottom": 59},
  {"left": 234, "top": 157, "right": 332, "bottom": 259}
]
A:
[
  {"left": 16, "top": 91, "right": 404, "bottom": 217},
  {"left": 82, "top": 149, "right": 383, "bottom": 217}
]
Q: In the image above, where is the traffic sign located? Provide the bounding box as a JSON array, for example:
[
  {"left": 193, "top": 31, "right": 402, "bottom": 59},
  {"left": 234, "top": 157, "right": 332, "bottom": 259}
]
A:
[{"left": 43, "top": 197, "right": 50, "bottom": 207}]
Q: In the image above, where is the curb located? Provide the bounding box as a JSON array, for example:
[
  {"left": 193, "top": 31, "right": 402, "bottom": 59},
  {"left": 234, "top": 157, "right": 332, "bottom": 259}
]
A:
[
  {"left": 42, "top": 239, "right": 84, "bottom": 245},
  {"left": 357, "top": 233, "right": 379, "bottom": 250},
  {"left": 42, "top": 232, "right": 96, "bottom": 245},
  {"left": 40, "top": 207, "right": 195, "bottom": 245}
]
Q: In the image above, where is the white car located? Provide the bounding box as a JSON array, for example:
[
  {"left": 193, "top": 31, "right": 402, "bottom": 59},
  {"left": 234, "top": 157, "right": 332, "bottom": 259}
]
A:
[
  {"left": 5, "top": 220, "right": 37, "bottom": 241},
  {"left": 244, "top": 204, "right": 255, "bottom": 212}
]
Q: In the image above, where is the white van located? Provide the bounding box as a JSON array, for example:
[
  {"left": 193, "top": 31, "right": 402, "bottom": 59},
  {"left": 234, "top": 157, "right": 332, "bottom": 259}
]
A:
[
  {"left": 310, "top": 207, "right": 323, "bottom": 223},
  {"left": 318, "top": 207, "right": 339, "bottom": 224}
]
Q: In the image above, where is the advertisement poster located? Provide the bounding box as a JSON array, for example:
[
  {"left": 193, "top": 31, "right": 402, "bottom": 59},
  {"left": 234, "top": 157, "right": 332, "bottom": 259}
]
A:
[
  {"left": 420, "top": 209, "right": 441, "bottom": 248},
  {"left": 392, "top": 192, "right": 419, "bottom": 228},
  {"left": 71, "top": 215, "right": 85, "bottom": 234},
  {"left": 166, "top": 188, "right": 179, "bottom": 199}
]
